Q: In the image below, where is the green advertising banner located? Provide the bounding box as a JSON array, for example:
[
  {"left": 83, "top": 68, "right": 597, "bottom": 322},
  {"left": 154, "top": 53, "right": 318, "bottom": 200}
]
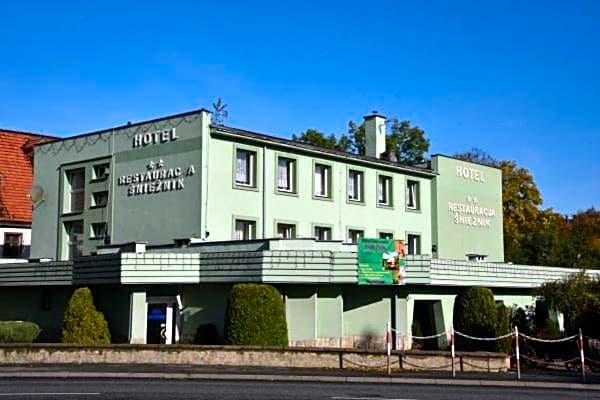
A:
[{"left": 357, "top": 238, "right": 407, "bottom": 285}]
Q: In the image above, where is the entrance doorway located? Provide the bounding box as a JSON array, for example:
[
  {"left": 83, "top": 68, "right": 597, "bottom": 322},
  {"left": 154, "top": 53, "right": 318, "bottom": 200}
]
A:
[{"left": 146, "top": 296, "right": 180, "bottom": 344}]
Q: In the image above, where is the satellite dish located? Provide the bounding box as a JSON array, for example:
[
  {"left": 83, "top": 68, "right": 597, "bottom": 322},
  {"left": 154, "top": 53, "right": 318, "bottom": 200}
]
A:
[{"left": 29, "top": 185, "right": 45, "bottom": 203}]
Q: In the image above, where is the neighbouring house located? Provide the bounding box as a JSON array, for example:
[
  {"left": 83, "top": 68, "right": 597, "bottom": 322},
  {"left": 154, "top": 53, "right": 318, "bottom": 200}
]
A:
[{"left": 0, "top": 129, "right": 55, "bottom": 263}]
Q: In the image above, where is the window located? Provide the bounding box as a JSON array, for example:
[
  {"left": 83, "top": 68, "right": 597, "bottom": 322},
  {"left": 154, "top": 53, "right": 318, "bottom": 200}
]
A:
[
  {"left": 378, "top": 232, "right": 394, "bottom": 240},
  {"left": 314, "top": 226, "right": 332, "bottom": 241},
  {"left": 91, "top": 223, "right": 107, "bottom": 239},
  {"left": 347, "top": 170, "right": 363, "bottom": 202},
  {"left": 66, "top": 169, "right": 85, "bottom": 212},
  {"left": 406, "top": 180, "right": 420, "bottom": 210},
  {"left": 467, "top": 254, "right": 487, "bottom": 262},
  {"left": 3, "top": 233, "right": 23, "bottom": 258},
  {"left": 276, "top": 223, "right": 296, "bottom": 239},
  {"left": 378, "top": 175, "right": 392, "bottom": 206},
  {"left": 92, "top": 191, "right": 109, "bottom": 208},
  {"left": 348, "top": 229, "right": 364, "bottom": 244},
  {"left": 277, "top": 157, "right": 296, "bottom": 193},
  {"left": 235, "top": 149, "right": 256, "bottom": 187},
  {"left": 314, "top": 163, "right": 331, "bottom": 198},
  {"left": 407, "top": 234, "right": 421, "bottom": 255},
  {"left": 64, "top": 220, "right": 84, "bottom": 259},
  {"left": 234, "top": 219, "right": 256, "bottom": 240},
  {"left": 93, "top": 163, "right": 110, "bottom": 180}
]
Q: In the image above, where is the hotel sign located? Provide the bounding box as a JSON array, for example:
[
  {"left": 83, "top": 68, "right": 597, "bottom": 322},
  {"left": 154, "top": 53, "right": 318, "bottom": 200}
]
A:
[{"left": 132, "top": 128, "right": 179, "bottom": 148}]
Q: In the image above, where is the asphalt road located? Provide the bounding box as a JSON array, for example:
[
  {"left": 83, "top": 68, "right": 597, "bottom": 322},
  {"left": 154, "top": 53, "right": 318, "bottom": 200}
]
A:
[{"left": 0, "top": 379, "right": 599, "bottom": 400}]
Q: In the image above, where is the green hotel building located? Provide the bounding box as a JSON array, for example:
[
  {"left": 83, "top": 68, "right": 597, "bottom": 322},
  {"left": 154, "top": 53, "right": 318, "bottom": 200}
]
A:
[{"left": 0, "top": 109, "right": 591, "bottom": 347}]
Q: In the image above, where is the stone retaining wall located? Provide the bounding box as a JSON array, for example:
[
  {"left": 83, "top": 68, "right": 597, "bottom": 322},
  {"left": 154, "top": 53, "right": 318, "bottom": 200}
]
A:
[{"left": 0, "top": 345, "right": 509, "bottom": 372}]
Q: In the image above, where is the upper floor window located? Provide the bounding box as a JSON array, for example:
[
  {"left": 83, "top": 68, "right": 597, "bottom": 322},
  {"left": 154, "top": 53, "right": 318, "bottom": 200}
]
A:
[
  {"left": 277, "top": 157, "right": 296, "bottom": 193},
  {"left": 406, "top": 180, "right": 420, "bottom": 210},
  {"left": 66, "top": 169, "right": 85, "bottom": 213},
  {"left": 467, "top": 254, "right": 487, "bottom": 262},
  {"left": 378, "top": 175, "right": 392, "bottom": 206},
  {"left": 234, "top": 219, "right": 256, "bottom": 240},
  {"left": 276, "top": 223, "right": 296, "bottom": 239},
  {"left": 93, "top": 163, "right": 110, "bottom": 180},
  {"left": 235, "top": 149, "right": 256, "bottom": 187},
  {"left": 378, "top": 232, "right": 393, "bottom": 240},
  {"left": 2, "top": 233, "right": 23, "bottom": 258},
  {"left": 65, "top": 220, "right": 84, "bottom": 260},
  {"left": 407, "top": 234, "right": 421, "bottom": 255},
  {"left": 347, "top": 170, "right": 363, "bottom": 202},
  {"left": 314, "top": 163, "right": 331, "bottom": 198},
  {"left": 91, "top": 222, "right": 108, "bottom": 239},
  {"left": 91, "top": 191, "right": 109, "bottom": 208}
]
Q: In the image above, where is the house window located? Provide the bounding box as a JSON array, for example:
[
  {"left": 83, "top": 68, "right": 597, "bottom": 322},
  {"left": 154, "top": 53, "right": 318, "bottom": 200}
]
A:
[
  {"left": 235, "top": 149, "right": 256, "bottom": 187},
  {"left": 234, "top": 219, "right": 256, "bottom": 240},
  {"left": 64, "top": 220, "right": 84, "bottom": 260},
  {"left": 93, "top": 163, "right": 110, "bottom": 180},
  {"left": 314, "top": 226, "right": 332, "bottom": 241},
  {"left": 91, "top": 223, "right": 107, "bottom": 239},
  {"left": 378, "top": 175, "right": 392, "bottom": 206},
  {"left": 407, "top": 234, "right": 421, "bottom": 255},
  {"left": 348, "top": 229, "right": 364, "bottom": 244},
  {"left": 314, "top": 163, "right": 331, "bottom": 198},
  {"left": 277, "top": 157, "right": 296, "bottom": 193},
  {"left": 467, "top": 254, "right": 487, "bottom": 262},
  {"left": 347, "top": 170, "right": 363, "bottom": 202},
  {"left": 276, "top": 223, "right": 296, "bottom": 239},
  {"left": 66, "top": 169, "right": 85, "bottom": 212},
  {"left": 378, "top": 232, "right": 394, "bottom": 240},
  {"left": 406, "top": 180, "right": 420, "bottom": 210},
  {"left": 92, "top": 191, "right": 109, "bottom": 208},
  {"left": 3, "top": 233, "right": 23, "bottom": 258}
]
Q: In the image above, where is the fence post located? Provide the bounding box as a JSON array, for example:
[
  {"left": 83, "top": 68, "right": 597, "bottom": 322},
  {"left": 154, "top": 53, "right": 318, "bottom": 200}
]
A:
[
  {"left": 515, "top": 326, "right": 521, "bottom": 381},
  {"left": 579, "top": 328, "right": 586, "bottom": 384},
  {"left": 451, "top": 326, "right": 456, "bottom": 379},
  {"left": 386, "top": 320, "right": 392, "bottom": 376}
]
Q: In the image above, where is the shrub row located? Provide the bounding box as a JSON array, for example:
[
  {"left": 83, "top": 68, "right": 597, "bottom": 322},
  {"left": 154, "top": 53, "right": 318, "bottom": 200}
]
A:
[{"left": 0, "top": 321, "right": 40, "bottom": 343}]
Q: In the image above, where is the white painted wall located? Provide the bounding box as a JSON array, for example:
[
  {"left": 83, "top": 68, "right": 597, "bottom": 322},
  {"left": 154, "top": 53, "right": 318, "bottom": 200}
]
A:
[{"left": 0, "top": 227, "right": 31, "bottom": 261}]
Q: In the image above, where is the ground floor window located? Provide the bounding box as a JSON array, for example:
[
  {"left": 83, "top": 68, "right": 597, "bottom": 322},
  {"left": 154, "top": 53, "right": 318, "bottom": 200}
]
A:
[
  {"left": 407, "top": 234, "right": 421, "bottom": 255},
  {"left": 347, "top": 229, "right": 364, "bottom": 244},
  {"left": 234, "top": 219, "right": 256, "bottom": 240},
  {"left": 3, "top": 233, "right": 23, "bottom": 258},
  {"left": 276, "top": 223, "right": 296, "bottom": 239},
  {"left": 314, "top": 226, "right": 332, "bottom": 241},
  {"left": 65, "top": 220, "right": 84, "bottom": 259}
]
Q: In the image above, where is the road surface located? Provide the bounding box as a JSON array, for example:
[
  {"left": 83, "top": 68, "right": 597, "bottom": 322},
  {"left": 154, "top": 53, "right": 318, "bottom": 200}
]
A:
[{"left": 0, "top": 379, "right": 598, "bottom": 400}]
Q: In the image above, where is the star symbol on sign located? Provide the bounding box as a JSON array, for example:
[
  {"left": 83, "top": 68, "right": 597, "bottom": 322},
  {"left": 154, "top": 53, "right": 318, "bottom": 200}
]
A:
[
  {"left": 157, "top": 159, "right": 164, "bottom": 168},
  {"left": 147, "top": 161, "right": 155, "bottom": 170}
]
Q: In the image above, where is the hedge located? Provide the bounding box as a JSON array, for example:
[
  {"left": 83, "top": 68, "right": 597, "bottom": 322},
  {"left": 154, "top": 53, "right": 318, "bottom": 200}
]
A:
[
  {"left": 0, "top": 321, "right": 40, "bottom": 343},
  {"left": 62, "top": 287, "right": 111, "bottom": 344},
  {"left": 453, "top": 287, "right": 510, "bottom": 352},
  {"left": 224, "top": 283, "right": 288, "bottom": 346}
]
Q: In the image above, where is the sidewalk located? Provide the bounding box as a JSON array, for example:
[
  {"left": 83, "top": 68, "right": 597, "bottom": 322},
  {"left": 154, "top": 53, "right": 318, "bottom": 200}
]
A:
[{"left": 0, "top": 363, "right": 598, "bottom": 390}]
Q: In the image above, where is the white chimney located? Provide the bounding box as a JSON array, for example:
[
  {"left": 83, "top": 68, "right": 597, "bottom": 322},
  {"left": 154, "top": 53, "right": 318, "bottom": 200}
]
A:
[{"left": 364, "top": 112, "right": 386, "bottom": 158}]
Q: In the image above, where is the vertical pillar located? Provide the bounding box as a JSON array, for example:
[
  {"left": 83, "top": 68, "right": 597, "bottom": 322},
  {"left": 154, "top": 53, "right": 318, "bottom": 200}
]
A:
[
  {"left": 129, "top": 292, "right": 147, "bottom": 344},
  {"left": 395, "top": 295, "right": 414, "bottom": 350}
]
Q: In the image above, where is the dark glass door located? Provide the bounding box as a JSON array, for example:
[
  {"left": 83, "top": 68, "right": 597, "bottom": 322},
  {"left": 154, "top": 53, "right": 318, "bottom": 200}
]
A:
[{"left": 147, "top": 304, "right": 167, "bottom": 344}]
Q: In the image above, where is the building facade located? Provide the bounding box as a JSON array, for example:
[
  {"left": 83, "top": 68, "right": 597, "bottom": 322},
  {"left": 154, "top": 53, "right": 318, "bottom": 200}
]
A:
[
  {"left": 0, "top": 130, "right": 55, "bottom": 263},
  {"left": 0, "top": 108, "right": 590, "bottom": 347}
]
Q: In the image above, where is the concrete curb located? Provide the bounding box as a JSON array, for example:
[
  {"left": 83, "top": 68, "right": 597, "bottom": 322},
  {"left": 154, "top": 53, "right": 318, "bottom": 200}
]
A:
[{"left": 0, "top": 371, "right": 598, "bottom": 391}]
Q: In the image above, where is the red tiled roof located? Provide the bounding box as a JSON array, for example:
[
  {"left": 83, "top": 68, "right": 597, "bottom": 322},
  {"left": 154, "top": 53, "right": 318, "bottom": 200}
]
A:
[{"left": 0, "top": 129, "right": 56, "bottom": 224}]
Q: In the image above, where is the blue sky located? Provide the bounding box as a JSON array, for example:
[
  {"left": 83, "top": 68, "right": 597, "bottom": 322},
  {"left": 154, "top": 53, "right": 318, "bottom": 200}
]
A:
[{"left": 1, "top": 1, "right": 598, "bottom": 214}]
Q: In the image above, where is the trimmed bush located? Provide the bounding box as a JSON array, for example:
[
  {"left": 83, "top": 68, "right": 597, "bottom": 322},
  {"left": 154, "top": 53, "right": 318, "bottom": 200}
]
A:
[
  {"left": 453, "top": 287, "right": 498, "bottom": 352},
  {"left": 0, "top": 321, "right": 40, "bottom": 343},
  {"left": 224, "top": 283, "right": 288, "bottom": 346},
  {"left": 61, "top": 287, "right": 111, "bottom": 344},
  {"left": 495, "top": 304, "right": 512, "bottom": 353}
]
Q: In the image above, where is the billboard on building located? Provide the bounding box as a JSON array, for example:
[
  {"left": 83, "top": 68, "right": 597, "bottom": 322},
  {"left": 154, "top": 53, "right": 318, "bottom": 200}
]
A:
[{"left": 357, "top": 238, "right": 407, "bottom": 285}]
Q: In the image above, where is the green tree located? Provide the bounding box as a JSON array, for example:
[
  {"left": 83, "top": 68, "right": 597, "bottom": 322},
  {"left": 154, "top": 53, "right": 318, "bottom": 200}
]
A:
[
  {"left": 539, "top": 272, "right": 600, "bottom": 336},
  {"left": 565, "top": 208, "right": 600, "bottom": 269},
  {"left": 61, "top": 287, "right": 111, "bottom": 344},
  {"left": 292, "top": 129, "right": 351, "bottom": 152},
  {"left": 453, "top": 287, "right": 498, "bottom": 351},
  {"left": 224, "top": 283, "right": 288, "bottom": 346}
]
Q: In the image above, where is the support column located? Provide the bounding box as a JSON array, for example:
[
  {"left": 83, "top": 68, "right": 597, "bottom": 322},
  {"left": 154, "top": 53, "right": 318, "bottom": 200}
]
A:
[
  {"left": 395, "top": 295, "right": 414, "bottom": 350},
  {"left": 129, "top": 292, "right": 147, "bottom": 344}
]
